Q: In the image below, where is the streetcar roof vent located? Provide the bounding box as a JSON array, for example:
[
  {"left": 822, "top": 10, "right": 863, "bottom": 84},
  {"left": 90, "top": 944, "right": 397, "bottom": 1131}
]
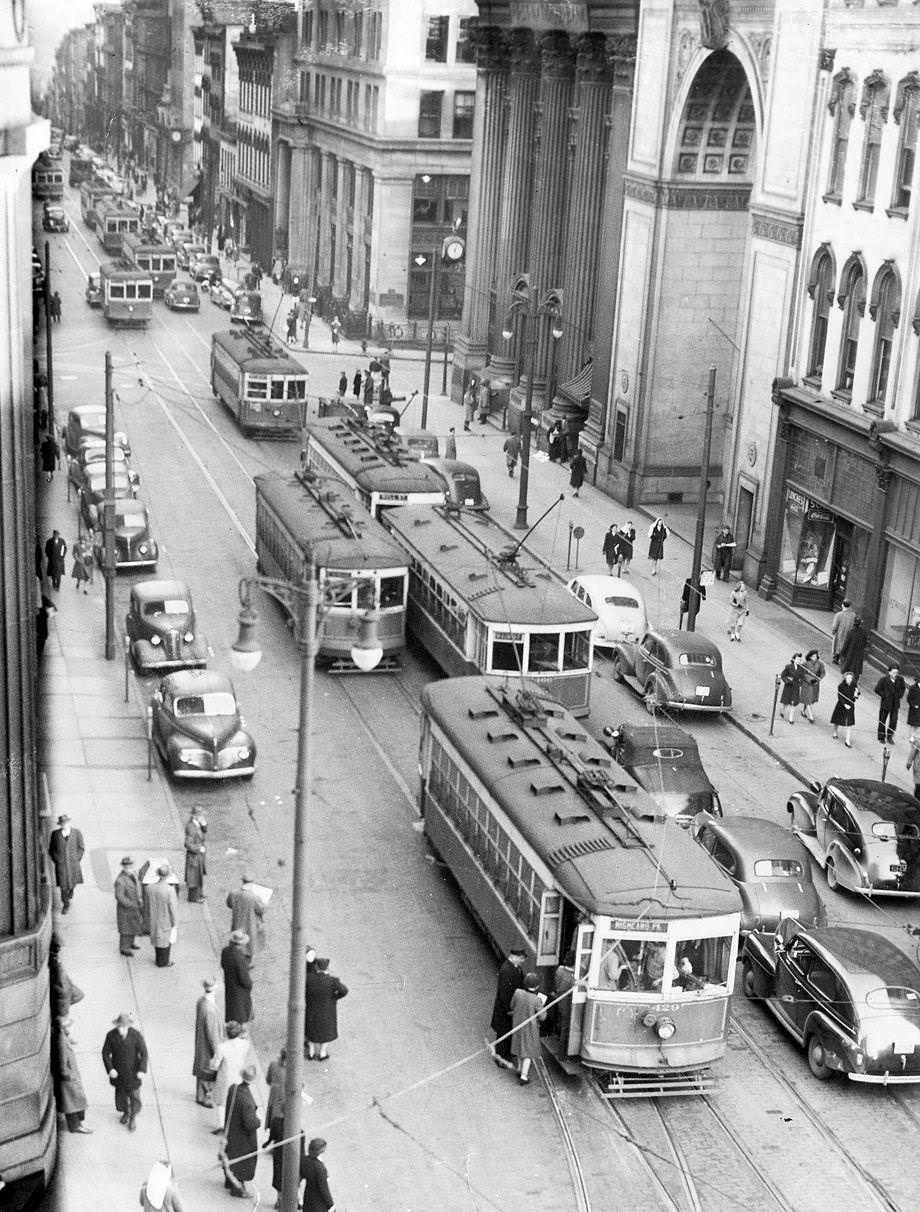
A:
[
  {"left": 508, "top": 755, "right": 540, "bottom": 770},
  {"left": 438, "top": 543, "right": 459, "bottom": 554},
  {"left": 487, "top": 729, "right": 518, "bottom": 744},
  {"left": 530, "top": 780, "right": 565, "bottom": 797},
  {"left": 578, "top": 757, "right": 612, "bottom": 773},
  {"left": 553, "top": 810, "right": 592, "bottom": 827},
  {"left": 558, "top": 729, "right": 587, "bottom": 743},
  {"left": 412, "top": 517, "right": 432, "bottom": 528},
  {"left": 548, "top": 836, "right": 616, "bottom": 867},
  {"left": 468, "top": 707, "right": 499, "bottom": 720},
  {"left": 467, "top": 571, "right": 488, "bottom": 581}
]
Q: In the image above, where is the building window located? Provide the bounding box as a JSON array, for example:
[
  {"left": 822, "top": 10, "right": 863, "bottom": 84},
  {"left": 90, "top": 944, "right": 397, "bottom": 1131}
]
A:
[
  {"left": 825, "top": 68, "right": 856, "bottom": 201},
  {"left": 335, "top": 11, "right": 345, "bottom": 51},
  {"left": 303, "top": 10, "right": 313, "bottom": 49},
  {"left": 856, "top": 70, "right": 890, "bottom": 209},
  {"left": 456, "top": 17, "right": 476, "bottom": 63},
  {"left": 318, "top": 9, "right": 328, "bottom": 48},
  {"left": 418, "top": 91, "right": 443, "bottom": 138},
  {"left": 366, "top": 171, "right": 374, "bottom": 216},
  {"left": 353, "top": 11, "right": 363, "bottom": 57},
  {"left": 425, "top": 16, "right": 449, "bottom": 62},
  {"left": 329, "top": 155, "right": 337, "bottom": 199},
  {"left": 452, "top": 91, "right": 475, "bottom": 139},
  {"left": 892, "top": 74, "right": 920, "bottom": 212},
  {"left": 346, "top": 162, "right": 356, "bottom": 208},
  {"left": 869, "top": 265, "right": 901, "bottom": 406},
  {"left": 612, "top": 404, "right": 628, "bottom": 462},
  {"left": 835, "top": 259, "right": 866, "bottom": 395},
  {"left": 806, "top": 246, "right": 835, "bottom": 380}
]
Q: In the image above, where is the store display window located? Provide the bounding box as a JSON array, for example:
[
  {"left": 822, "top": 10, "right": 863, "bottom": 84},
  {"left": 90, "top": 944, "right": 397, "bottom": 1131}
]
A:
[
  {"left": 879, "top": 545, "right": 920, "bottom": 652},
  {"left": 780, "top": 489, "right": 836, "bottom": 587}
]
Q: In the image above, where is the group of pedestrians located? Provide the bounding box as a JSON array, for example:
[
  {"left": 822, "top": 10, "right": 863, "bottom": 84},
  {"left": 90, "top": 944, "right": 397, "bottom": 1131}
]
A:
[{"left": 601, "top": 522, "right": 637, "bottom": 576}]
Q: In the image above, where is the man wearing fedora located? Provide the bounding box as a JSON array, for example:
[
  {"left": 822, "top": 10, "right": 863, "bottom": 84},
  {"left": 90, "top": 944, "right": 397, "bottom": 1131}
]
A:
[
  {"left": 48, "top": 813, "right": 85, "bottom": 914},
  {"left": 102, "top": 1011, "right": 148, "bottom": 1132},
  {"left": 184, "top": 808, "right": 207, "bottom": 903},
  {"left": 221, "top": 1063, "right": 260, "bottom": 1199},
  {"left": 148, "top": 863, "right": 179, "bottom": 967},
  {"left": 226, "top": 872, "right": 265, "bottom": 958},
  {"left": 114, "top": 856, "right": 144, "bottom": 957},
  {"left": 193, "top": 976, "right": 223, "bottom": 1107},
  {"left": 220, "top": 930, "right": 254, "bottom": 1026}
]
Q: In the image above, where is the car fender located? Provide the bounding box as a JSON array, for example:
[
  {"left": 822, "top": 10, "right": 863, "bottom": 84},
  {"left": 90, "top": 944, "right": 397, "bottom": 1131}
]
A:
[
  {"left": 787, "top": 791, "right": 819, "bottom": 836},
  {"left": 824, "top": 839, "right": 866, "bottom": 892},
  {"left": 611, "top": 642, "right": 638, "bottom": 678},
  {"left": 802, "top": 1010, "right": 849, "bottom": 1072},
  {"left": 132, "top": 639, "right": 158, "bottom": 671},
  {"left": 741, "top": 934, "right": 777, "bottom": 997}
]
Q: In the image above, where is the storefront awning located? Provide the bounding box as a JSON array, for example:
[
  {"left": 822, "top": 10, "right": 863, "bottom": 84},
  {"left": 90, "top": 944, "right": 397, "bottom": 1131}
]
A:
[
  {"left": 558, "top": 360, "right": 594, "bottom": 404},
  {"left": 181, "top": 171, "right": 202, "bottom": 202}
]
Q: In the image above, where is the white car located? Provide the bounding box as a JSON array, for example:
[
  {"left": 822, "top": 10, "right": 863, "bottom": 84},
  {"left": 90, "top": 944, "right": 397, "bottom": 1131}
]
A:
[{"left": 566, "top": 575, "right": 648, "bottom": 649}]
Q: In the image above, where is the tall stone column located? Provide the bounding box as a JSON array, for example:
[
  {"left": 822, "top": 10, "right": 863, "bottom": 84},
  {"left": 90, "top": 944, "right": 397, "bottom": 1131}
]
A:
[
  {"left": 489, "top": 28, "right": 541, "bottom": 381},
  {"left": 559, "top": 34, "right": 612, "bottom": 384},
  {"left": 453, "top": 25, "right": 509, "bottom": 398},
  {"left": 287, "top": 143, "right": 313, "bottom": 265}
]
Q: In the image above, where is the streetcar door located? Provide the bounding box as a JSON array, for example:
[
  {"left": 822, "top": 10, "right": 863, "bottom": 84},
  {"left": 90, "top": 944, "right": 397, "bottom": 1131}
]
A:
[{"left": 566, "top": 921, "right": 594, "bottom": 1056}]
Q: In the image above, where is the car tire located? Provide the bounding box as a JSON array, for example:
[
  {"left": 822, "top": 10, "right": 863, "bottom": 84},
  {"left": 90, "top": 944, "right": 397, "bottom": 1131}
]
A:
[
  {"left": 741, "top": 960, "right": 760, "bottom": 1000},
  {"left": 611, "top": 653, "right": 625, "bottom": 683},
  {"left": 806, "top": 1035, "right": 834, "bottom": 1081},
  {"left": 644, "top": 676, "right": 660, "bottom": 716},
  {"left": 825, "top": 858, "right": 838, "bottom": 891}
]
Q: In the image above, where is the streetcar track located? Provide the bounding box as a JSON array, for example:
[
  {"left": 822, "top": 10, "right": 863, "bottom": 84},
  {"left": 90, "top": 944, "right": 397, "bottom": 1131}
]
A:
[
  {"left": 534, "top": 1059, "right": 592, "bottom": 1212},
  {"left": 699, "top": 1095, "right": 796, "bottom": 1212}
]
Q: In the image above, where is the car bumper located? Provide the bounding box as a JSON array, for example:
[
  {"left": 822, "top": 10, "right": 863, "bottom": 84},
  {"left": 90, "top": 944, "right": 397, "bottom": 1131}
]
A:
[
  {"left": 848, "top": 1071, "right": 920, "bottom": 1084},
  {"left": 134, "top": 655, "right": 207, "bottom": 672},
  {"left": 168, "top": 301, "right": 199, "bottom": 310},
  {"left": 665, "top": 700, "right": 732, "bottom": 713},
  {"left": 169, "top": 764, "right": 256, "bottom": 780}
]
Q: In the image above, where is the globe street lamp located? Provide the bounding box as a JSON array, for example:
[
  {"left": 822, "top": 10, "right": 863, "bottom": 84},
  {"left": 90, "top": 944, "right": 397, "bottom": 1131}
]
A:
[
  {"left": 231, "top": 568, "right": 382, "bottom": 1212},
  {"left": 502, "top": 276, "right": 564, "bottom": 530}
]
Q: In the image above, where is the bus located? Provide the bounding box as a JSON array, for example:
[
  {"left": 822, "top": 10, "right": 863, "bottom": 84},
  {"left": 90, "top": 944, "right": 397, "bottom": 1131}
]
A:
[
  {"left": 211, "top": 329, "right": 308, "bottom": 438},
  {"left": 31, "top": 155, "right": 63, "bottom": 202},
  {"left": 80, "top": 178, "right": 117, "bottom": 230},
  {"left": 98, "top": 259, "right": 154, "bottom": 327},
  {"left": 96, "top": 197, "right": 141, "bottom": 256},
  {"left": 122, "top": 232, "right": 177, "bottom": 296}
]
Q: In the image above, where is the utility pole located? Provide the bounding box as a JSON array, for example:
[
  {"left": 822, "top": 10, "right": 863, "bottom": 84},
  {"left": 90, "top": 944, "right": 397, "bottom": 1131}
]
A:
[
  {"left": 419, "top": 248, "right": 438, "bottom": 431},
  {"left": 442, "top": 323, "right": 450, "bottom": 396},
  {"left": 686, "top": 365, "right": 717, "bottom": 632},
  {"left": 514, "top": 313, "right": 539, "bottom": 530},
  {"left": 104, "top": 350, "right": 116, "bottom": 659}
]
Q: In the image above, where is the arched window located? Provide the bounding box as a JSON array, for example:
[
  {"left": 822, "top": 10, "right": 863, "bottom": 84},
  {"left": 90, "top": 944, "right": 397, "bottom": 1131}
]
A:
[
  {"left": 836, "top": 256, "right": 866, "bottom": 394},
  {"left": 868, "top": 263, "right": 901, "bottom": 406},
  {"left": 856, "top": 70, "right": 890, "bottom": 208},
  {"left": 825, "top": 68, "right": 856, "bottom": 200},
  {"left": 891, "top": 73, "right": 920, "bottom": 213},
  {"left": 806, "top": 245, "right": 835, "bottom": 380}
]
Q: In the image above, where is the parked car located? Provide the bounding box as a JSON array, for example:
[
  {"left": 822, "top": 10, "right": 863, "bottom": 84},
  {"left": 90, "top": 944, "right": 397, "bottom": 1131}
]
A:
[
  {"left": 600, "top": 721, "right": 722, "bottom": 825},
  {"left": 67, "top": 439, "right": 136, "bottom": 497},
  {"left": 610, "top": 628, "right": 732, "bottom": 715},
  {"left": 189, "top": 252, "right": 222, "bottom": 284},
  {"left": 163, "top": 223, "right": 191, "bottom": 246},
  {"left": 566, "top": 575, "right": 647, "bottom": 650},
  {"left": 78, "top": 466, "right": 137, "bottom": 529},
  {"left": 177, "top": 241, "right": 206, "bottom": 270},
  {"left": 125, "top": 580, "right": 208, "bottom": 673},
  {"left": 691, "top": 815, "right": 825, "bottom": 933},
  {"left": 742, "top": 918, "right": 920, "bottom": 1083},
  {"left": 209, "top": 279, "right": 238, "bottom": 310},
  {"left": 163, "top": 279, "right": 200, "bottom": 311},
  {"left": 149, "top": 670, "right": 256, "bottom": 780},
  {"left": 93, "top": 499, "right": 158, "bottom": 571},
  {"left": 230, "top": 289, "right": 262, "bottom": 324},
  {"left": 63, "top": 405, "right": 130, "bottom": 459},
  {"left": 85, "top": 273, "right": 102, "bottom": 307},
  {"left": 42, "top": 205, "right": 70, "bottom": 233},
  {"left": 788, "top": 777, "right": 920, "bottom": 897}
]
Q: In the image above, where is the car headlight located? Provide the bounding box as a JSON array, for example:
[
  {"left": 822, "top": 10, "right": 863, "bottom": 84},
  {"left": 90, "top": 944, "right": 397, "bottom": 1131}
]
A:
[
  {"left": 183, "top": 631, "right": 194, "bottom": 643},
  {"left": 138, "top": 543, "right": 148, "bottom": 555},
  {"left": 150, "top": 634, "right": 161, "bottom": 646},
  {"left": 235, "top": 746, "right": 251, "bottom": 761},
  {"left": 178, "top": 749, "right": 197, "bottom": 763}
]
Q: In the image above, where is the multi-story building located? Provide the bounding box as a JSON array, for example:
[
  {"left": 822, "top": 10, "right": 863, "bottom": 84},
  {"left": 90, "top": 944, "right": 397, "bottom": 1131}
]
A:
[
  {"left": 84, "top": 3, "right": 125, "bottom": 156},
  {"left": 275, "top": 0, "right": 476, "bottom": 334},
  {"left": 191, "top": 1, "right": 246, "bottom": 241},
  {"left": 123, "top": 0, "right": 169, "bottom": 170},
  {"left": 49, "top": 25, "right": 93, "bottom": 138}
]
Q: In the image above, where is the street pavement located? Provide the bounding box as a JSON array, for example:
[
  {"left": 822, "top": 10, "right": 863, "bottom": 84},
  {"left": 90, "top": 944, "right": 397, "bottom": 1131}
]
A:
[{"left": 33, "top": 205, "right": 916, "bottom": 1212}]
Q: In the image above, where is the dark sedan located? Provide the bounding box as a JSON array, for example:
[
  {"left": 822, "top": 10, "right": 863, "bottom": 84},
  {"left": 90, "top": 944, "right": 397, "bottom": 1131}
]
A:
[
  {"left": 125, "top": 579, "right": 208, "bottom": 673},
  {"left": 611, "top": 629, "right": 732, "bottom": 715},
  {"left": 209, "top": 279, "right": 237, "bottom": 310},
  {"left": 149, "top": 670, "right": 255, "bottom": 780},
  {"left": 42, "top": 205, "right": 70, "bottom": 232},
  {"left": 93, "top": 500, "right": 158, "bottom": 571},
  {"left": 78, "top": 467, "right": 137, "bottom": 529},
  {"left": 601, "top": 721, "right": 722, "bottom": 825},
  {"left": 163, "top": 279, "right": 200, "bottom": 311}
]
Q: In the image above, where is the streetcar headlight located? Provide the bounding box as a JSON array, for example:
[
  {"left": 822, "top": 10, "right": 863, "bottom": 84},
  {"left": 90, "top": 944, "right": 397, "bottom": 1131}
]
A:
[
  {"left": 655, "top": 1018, "right": 676, "bottom": 1041},
  {"left": 150, "top": 634, "right": 161, "bottom": 646}
]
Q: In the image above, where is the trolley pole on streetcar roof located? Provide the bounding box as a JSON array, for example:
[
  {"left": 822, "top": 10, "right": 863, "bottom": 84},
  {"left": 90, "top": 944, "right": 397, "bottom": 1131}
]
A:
[
  {"left": 104, "top": 350, "right": 117, "bottom": 660},
  {"left": 43, "top": 242, "right": 55, "bottom": 436},
  {"left": 686, "top": 365, "right": 717, "bottom": 633}
]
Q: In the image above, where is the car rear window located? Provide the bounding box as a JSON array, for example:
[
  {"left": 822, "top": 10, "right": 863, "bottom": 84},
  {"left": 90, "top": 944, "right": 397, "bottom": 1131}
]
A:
[
  {"left": 678, "top": 653, "right": 716, "bottom": 666},
  {"left": 176, "top": 693, "right": 235, "bottom": 717},
  {"left": 144, "top": 599, "right": 188, "bottom": 617},
  {"left": 604, "top": 595, "right": 641, "bottom": 608},
  {"left": 866, "top": 986, "right": 920, "bottom": 1008},
  {"left": 753, "top": 858, "right": 804, "bottom": 878},
  {"left": 872, "top": 821, "right": 920, "bottom": 841},
  {"left": 117, "top": 511, "right": 146, "bottom": 528}
]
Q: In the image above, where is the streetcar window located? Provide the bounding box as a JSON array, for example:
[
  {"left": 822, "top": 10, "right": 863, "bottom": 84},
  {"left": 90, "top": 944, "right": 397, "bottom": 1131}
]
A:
[
  {"left": 562, "top": 630, "right": 591, "bottom": 671},
  {"left": 599, "top": 939, "right": 666, "bottom": 992},
  {"left": 491, "top": 636, "right": 524, "bottom": 673},
  {"left": 270, "top": 379, "right": 285, "bottom": 400},
  {"left": 528, "top": 632, "right": 561, "bottom": 673},
  {"left": 109, "top": 283, "right": 125, "bottom": 299},
  {"left": 674, "top": 936, "right": 732, "bottom": 990},
  {"left": 247, "top": 376, "right": 268, "bottom": 400},
  {"left": 139, "top": 283, "right": 152, "bottom": 299},
  {"left": 379, "top": 575, "right": 404, "bottom": 609},
  {"left": 288, "top": 379, "right": 307, "bottom": 401}
]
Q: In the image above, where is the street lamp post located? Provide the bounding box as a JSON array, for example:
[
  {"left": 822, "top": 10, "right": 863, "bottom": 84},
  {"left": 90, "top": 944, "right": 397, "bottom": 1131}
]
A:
[
  {"left": 231, "top": 570, "right": 382, "bottom": 1212},
  {"left": 686, "top": 365, "right": 717, "bottom": 633}
]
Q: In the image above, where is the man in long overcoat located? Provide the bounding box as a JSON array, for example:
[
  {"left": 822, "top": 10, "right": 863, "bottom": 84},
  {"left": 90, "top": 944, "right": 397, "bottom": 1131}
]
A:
[
  {"left": 220, "top": 930, "right": 253, "bottom": 1025},
  {"left": 102, "top": 1012, "right": 148, "bottom": 1131},
  {"left": 875, "top": 665, "right": 907, "bottom": 744},
  {"left": 193, "top": 976, "right": 223, "bottom": 1106},
  {"left": 226, "top": 874, "right": 265, "bottom": 958},
  {"left": 44, "top": 529, "right": 67, "bottom": 591},
  {"left": 52, "top": 1016, "right": 92, "bottom": 1132},
  {"left": 222, "top": 1065, "right": 261, "bottom": 1198},
  {"left": 304, "top": 956, "right": 349, "bottom": 1060},
  {"left": 490, "top": 947, "right": 525, "bottom": 1069},
  {"left": 48, "top": 814, "right": 85, "bottom": 913},
  {"left": 114, "top": 856, "right": 144, "bottom": 956},
  {"left": 148, "top": 864, "right": 178, "bottom": 967},
  {"left": 184, "top": 809, "right": 207, "bottom": 903},
  {"left": 831, "top": 598, "right": 856, "bottom": 664}
]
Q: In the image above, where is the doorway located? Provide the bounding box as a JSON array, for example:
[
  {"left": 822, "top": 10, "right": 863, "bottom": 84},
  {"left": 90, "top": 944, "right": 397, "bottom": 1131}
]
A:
[{"left": 734, "top": 482, "right": 755, "bottom": 570}]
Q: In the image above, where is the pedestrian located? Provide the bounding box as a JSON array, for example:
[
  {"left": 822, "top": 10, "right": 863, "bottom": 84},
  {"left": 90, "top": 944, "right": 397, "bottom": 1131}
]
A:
[
  {"left": 547, "top": 420, "right": 563, "bottom": 461},
  {"left": 726, "top": 580, "right": 749, "bottom": 642},
  {"left": 45, "top": 529, "right": 68, "bottom": 591},
  {"left": 679, "top": 576, "right": 706, "bottom": 628},
  {"left": 352, "top": 370, "right": 362, "bottom": 398},
  {"left": 831, "top": 598, "right": 855, "bottom": 664},
  {"left": 220, "top": 930, "right": 254, "bottom": 1025},
  {"left": 875, "top": 664, "right": 907, "bottom": 745},
  {"left": 503, "top": 432, "right": 521, "bottom": 478},
  {"left": 286, "top": 308, "right": 299, "bottom": 343},
  {"left": 712, "top": 525, "right": 735, "bottom": 581},
  {"left": 268, "top": 1121, "right": 304, "bottom": 1202},
  {"left": 211, "top": 1021, "right": 253, "bottom": 1131},
  {"left": 907, "top": 744, "right": 920, "bottom": 800},
  {"left": 40, "top": 431, "right": 59, "bottom": 481},
  {"left": 304, "top": 955, "right": 349, "bottom": 1060},
  {"left": 50, "top": 291, "right": 62, "bottom": 322},
  {"left": 799, "top": 648, "right": 827, "bottom": 722},
  {"left": 553, "top": 951, "right": 576, "bottom": 1053},
  {"left": 462, "top": 382, "right": 475, "bottom": 431},
  {"left": 49, "top": 931, "right": 85, "bottom": 1020},
  {"left": 193, "top": 976, "right": 223, "bottom": 1108},
  {"left": 48, "top": 814, "right": 84, "bottom": 914},
  {"left": 71, "top": 540, "right": 90, "bottom": 593},
  {"left": 779, "top": 653, "right": 806, "bottom": 724},
  {"left": 338, "top": 370, "right": 348, "bottom": 396},
  {"left": 363, "top": 372, "right": 375, "bottom": 405},
  {"left": 301, "top": 1137, "right": 335, "bottom": 1212},
  {"left": 184, "top": 807, "right": 207, "bottom": 903},
  {"left": 618, "top": 521, "right": 636, "bottom": 575},
  {"left": 602, "top": 525, "right": 622, "bottom": 576},
  {"left": 510, "top": 972, "right": 546, "bottom": 1085},
  {"left": 840, "top": 616, "right": 867, "bottom": 684},
  {"left": 217, "top": 224, "right": 226, "bottom": 252},
  {"left": 330, "top": 314, "right": 341, "bottom": 348},
  {"left": 490, "top": 947, "right": 525, "bottom": 1070},
  {"left": 141, "top": 170, "right": 148, "bottom": 193},
  {"left": 102, "top": 1011, "right": 148, "bottom": 1132},
  {"left": 477, "top": 380, "right": 491, "bottom": 424},
  {"left": 139, "top": 1161, "right": 186, "bottom": 1212},
  {"left": 52, "top": 1015, "right": 92, "bottom": 1133},
  {"left": 82, "top": 530, "right": 95, "bottom": 584},
  {"left": 114, "top": 855, "right": 144, "bottom": 956},
  {"left": 445, "top": 427, "right": 457, "bottom": 461},
  {"left": 148, "top": 863, "right": 178, "bottom": 967},
  {"left": 569, "top": 448, "right": 587, "bottom": 497},
  {"left": 221, "top": 1064, "right": 261, "bottom": 1200},
  {"left": 271, "top": 255, "right": 283, "bottom": 284},
  {"left": 250, "top": 261, "right": 262, "bottom": 290},
  {"left": 907, "top": 673, "right": 920, "bottom": 744},
  {"left": 647, "top": 518, "right": 669, "bottom": 575},
  {"left": 831, "top": 671, "right": 860, "bottom": 746},
  {"left": 226, "top": 873, "right": 265, "bottom": 957},
  {"left": 264, "top": 1046, "right": 286, "bottom": 1136}
]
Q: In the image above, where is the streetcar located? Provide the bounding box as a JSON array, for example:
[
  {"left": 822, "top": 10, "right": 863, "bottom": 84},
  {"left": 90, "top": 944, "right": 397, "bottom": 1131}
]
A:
[
  {"left": 211, "top": 329, "right": 308, "bottom": 438},
  {"left": 122, "top": 231, "right": 177, "bottom": 296},
  {"left": 385, "top": 506, "right": 596, "bottom": 713},
  {"left": 301, "top": 417, "right": 487, "bottom": 515},
  {"left": 419, "top": 676, "right": 743, "bottom": 1096},
  {"left": 98, "top": 259, "right": 154, "bottom": 327},
  {"left": 31, "top": 155, "right": 64, "bottom": 202},
  {"left": 96, "top": 196, "right": 141, "bottom": 255},
  {"left": 255, "top": 469, "right": 408, "bottom": 670},
  {"left": 80, "top": 177, "right": 117, "bottom": 230},
  {"left": 68, "top": 154, "right": 95, "bottom": 186}
]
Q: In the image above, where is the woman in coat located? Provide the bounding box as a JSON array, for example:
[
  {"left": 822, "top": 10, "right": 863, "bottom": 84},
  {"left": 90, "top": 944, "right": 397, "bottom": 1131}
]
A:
[
  {"left": 799, "top": 649, "right": 827, "bottom": 723},
  {"left": 840, "top": 617, "right": 867, "bottom": 683},
  {"left": 71, "top": 541, "right": 90, "bottom": 593},
  {"left": 831, "top": 672, "right": 860, "bottom": 746},
  {"left": 569, "top": 449, "right": 587, "bottom": 497},
  {"left": 907, "top": 674, "right": 920, "bottom": 745},
  {"left": 211, "top": 1022, "right": 253, "bottom": 1130},
  {"left": 510, "top": 972, "right": 546, "bottom": 1085},
  {"left": 301, "top": 1138, "right": 336, "bottom": 1212},
  {"left": 647, "top": 519, "right": 669, "bottom": 574},
  {"left": 727, "top": 581, "right": 749, "bottom": 642},
  {"left": 222, "top": 1066, "right": 260, "bottom": 1197},
  {"left": 779, "top": 653, "right": 805, "bottom": 725},
  {"left": 602, "top": 526, "right": 621, "bottom": 576},
  {"left": 304, "top": 957, "right": 348, "bottom": 1060}
]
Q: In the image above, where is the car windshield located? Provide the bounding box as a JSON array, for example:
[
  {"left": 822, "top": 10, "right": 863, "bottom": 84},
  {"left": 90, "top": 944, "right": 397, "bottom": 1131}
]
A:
[
  {"left": 116, "top": 511, "right": 147, "bottom": 528},
  {"left": 144, "top": 599, "right": 188, "bottom": 617},
  {"left": 872, "top": 821, "right": 920, "bottom": 841},
  {"left": 604, "top": 595, "right": 641, "bottom": 608},
  {"left": 753, "top": 858, "right": 805, "bottom": 878},
  {"left": 866, "top": 986, "right": 920, "bottom": 1009},
  {"left": 175, "top": 692, "right": 236, "bottom": 717},
  {"left": 678, "top": 652, "right": 716, "bottom": 666}
]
